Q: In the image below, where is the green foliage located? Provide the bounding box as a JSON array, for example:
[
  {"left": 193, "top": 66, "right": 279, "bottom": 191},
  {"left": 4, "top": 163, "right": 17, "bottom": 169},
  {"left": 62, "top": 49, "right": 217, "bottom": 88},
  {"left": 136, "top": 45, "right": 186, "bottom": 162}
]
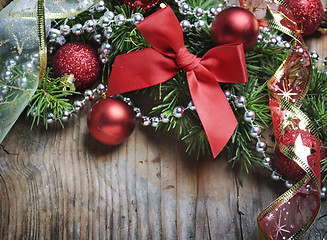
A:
[
  {"left": 27, "top": 68, "right": 78, "bottom": 129},
  {"left": 302, "top": 63, "right": 327, "bottom": 181},
  {"left": 322, "top": 156, "right": 327, "bottom": 182}
]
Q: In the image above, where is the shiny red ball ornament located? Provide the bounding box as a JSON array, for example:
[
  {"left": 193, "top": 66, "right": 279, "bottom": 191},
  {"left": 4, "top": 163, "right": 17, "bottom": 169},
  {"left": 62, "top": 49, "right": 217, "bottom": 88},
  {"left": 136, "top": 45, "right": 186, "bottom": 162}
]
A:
[
  {"left": 87, "top": 98, "right": 136, "bottom": 145},
  {"left": 122, "top": 0, "right": 161, "bottom": 13},
  {"left": 53, "top": 42, "right": 100, "bottom": 90},
  {"left": 210, "top": 7, "right": 259, "bottom": 51},
  {"left": 273, "top": 148, "right": 306, "bottom": 181},
  {"left": 283, "top": 0, "right": 324, "bottom": 36}
]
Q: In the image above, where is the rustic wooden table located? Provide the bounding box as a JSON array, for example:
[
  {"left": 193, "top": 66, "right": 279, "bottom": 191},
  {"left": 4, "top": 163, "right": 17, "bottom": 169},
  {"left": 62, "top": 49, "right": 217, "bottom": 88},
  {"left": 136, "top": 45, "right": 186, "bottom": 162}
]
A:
[{"left": 0, "top": 1, "right": 327, "bottom": 239}]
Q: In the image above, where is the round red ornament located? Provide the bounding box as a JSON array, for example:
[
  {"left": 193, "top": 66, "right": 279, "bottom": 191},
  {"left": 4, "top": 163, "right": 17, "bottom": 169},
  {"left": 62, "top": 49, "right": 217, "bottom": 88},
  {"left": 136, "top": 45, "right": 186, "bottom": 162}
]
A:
[
  {"left": 53, "top": 42, "right": 100, "bottom": 90},
  {"left": 87, "top": 98, "right": 136, "bottom": 145},
  {"left": 210, "top": 7, "right": 259, "bottom": 51},
  {"left": 122, "top": 0, "right": 161, "bottom": 13},
  {"left": 283, "top": 0, "right": 324, "bottom": 36}
]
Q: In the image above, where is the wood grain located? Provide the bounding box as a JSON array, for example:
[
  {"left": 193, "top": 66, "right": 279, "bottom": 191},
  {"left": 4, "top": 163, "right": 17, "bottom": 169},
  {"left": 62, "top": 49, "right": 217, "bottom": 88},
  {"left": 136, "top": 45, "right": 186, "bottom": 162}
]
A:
[
  {"left": 0, "top": 102, "right": 272, "bottom": 239},
  {"left": 1, "top": 99, "right": 324, "bottom": 239},
  {"left": 1, "top": 1, "right": 327, "bottom": 239}
]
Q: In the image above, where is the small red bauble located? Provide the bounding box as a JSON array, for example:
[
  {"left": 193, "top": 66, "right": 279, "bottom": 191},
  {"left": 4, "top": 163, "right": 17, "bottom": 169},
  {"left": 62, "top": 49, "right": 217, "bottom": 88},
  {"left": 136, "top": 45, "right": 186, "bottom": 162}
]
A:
[
  {"left": 283, "top": 0, "right": 324, "bottom": 36},
  {"left": 210, "top": 7, "right": 259, "bottom": 51},
  {"left": 122, "top": 0, "right": 161, "bottom": 13},
  {"left": 87, "top": 98, "right": 136, "bottom": 145},
  {"left": 273, "top": 148, "right": 306, "bottom": 181},
  {"left": 53, "top": 42, "right": 100, "bottom": 90}
]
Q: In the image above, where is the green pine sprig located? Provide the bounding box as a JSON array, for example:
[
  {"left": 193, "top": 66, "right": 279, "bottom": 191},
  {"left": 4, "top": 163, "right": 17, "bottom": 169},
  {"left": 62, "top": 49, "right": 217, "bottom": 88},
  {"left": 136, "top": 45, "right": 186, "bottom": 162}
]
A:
[
  {"left": 302, "top": 62, "right": 327, "bottom": 181},
  {"left": 27, "top": 68, "right": 78, "bottom": 129}
]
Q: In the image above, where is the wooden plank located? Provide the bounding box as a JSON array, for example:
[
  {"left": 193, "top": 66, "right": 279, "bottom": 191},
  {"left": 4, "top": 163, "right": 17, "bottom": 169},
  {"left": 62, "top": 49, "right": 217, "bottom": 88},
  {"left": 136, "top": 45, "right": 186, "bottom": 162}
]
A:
[{"left": 159, "top": 134, "right": 177, "bottom": 240}]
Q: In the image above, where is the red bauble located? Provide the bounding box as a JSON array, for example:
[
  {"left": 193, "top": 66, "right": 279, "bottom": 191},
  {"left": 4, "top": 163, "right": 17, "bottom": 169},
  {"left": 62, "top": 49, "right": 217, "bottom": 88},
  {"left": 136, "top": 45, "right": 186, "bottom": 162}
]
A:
[
  {"left": 87, "top": 98, "right": 136, "bottom": 145},
  {"left": 210, "top": 7, "right": 259, "bottom": 51},
  {"left": 122, "top": 0, "right": 161, "bottom": 12},
  {"left": 53, "top": 42, "right": 100, "bottom": 90},
  {"left": 283, "top": 0, "right": 324, "bottom": 36},
  {"left": 273, "top": 148, "right": 306, "bottom": 181}
]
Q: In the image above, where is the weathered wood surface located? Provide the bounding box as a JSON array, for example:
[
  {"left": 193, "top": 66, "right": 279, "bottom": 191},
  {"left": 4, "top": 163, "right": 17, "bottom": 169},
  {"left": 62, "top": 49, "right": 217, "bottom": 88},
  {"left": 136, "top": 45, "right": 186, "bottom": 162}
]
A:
[
  {"left": 1, "top": 2, "right": 327, "bottom": 239},
  {"left": 1, "top": 102, "right": 326, "bottom": 239},
  {"left": 0, "top": 106, "right": 275, "bottom": 240}
]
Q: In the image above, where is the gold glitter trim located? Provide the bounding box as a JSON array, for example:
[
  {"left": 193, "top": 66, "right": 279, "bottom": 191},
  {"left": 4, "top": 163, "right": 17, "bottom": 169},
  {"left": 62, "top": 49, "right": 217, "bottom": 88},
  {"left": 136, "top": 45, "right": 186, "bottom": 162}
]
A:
[
  {"left": 37, "top": 0, "right": 47, "bottom": 81},
  {"left": 0, "top": 39, "right": 10, "bottom": 47}
]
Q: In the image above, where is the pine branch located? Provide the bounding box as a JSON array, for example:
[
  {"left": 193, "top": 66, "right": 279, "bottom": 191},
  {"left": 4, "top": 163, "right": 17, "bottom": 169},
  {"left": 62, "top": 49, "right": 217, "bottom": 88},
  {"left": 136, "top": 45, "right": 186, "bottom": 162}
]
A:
[
  {"left": 182, "top": 125, "right": 211, "bottom": 158},
  {"left": 27, "top": 68, "right": 79, "bottom": 129},
  {"left": 302, "top": 63, "right": 327, "bottom": 181}
]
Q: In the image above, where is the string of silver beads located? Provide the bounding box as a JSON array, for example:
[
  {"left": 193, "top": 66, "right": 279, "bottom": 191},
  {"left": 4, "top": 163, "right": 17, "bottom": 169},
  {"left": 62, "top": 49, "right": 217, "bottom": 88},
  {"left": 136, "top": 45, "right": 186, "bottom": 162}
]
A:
[
  {"left": 224, "top": 90, "right": 269, "bottom": 158},
  {"left": 178, "top": 0, "right": 230, "bottom": 30},
  {"left": 133, "top": 99, "right": 196, "bottom": 127},
  {"left": 36, "top": 83, "right": 271, "bottom": 175},
  {"left": 176, "top": 0, "right": 229, "bottom": 17}
]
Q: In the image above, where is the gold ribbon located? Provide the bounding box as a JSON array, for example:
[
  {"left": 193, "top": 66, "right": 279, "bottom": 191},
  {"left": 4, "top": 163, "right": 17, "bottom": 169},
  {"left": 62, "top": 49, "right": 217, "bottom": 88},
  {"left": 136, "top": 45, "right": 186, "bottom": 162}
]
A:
[{"left": 37, "top": 0, "right": 47, "bottom": 81}]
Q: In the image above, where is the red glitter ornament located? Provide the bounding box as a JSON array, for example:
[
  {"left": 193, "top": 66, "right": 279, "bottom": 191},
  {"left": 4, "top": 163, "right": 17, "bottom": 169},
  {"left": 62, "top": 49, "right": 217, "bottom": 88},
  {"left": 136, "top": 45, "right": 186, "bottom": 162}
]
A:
[
  {"left": 122, "top": 0, "right": 161, "bottom": 13},
  {"left": 87, "top": 98, "right": 136, "bottom": 145},
  {"left": 53, "top": 42, "right": 100, "bottom": 90},
  {"left": 210, "top": 7, "right": 259, "bottom": 51},
  {"left": 283, "top": 0, "right": 324, "bottom": 36}
]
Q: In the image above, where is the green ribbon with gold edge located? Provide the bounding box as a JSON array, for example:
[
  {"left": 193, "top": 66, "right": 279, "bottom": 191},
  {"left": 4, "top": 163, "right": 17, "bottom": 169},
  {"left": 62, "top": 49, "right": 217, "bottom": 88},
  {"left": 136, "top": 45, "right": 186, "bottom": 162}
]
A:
[{"left": 257, "top": 1, "right": 322, "bottom": 239}]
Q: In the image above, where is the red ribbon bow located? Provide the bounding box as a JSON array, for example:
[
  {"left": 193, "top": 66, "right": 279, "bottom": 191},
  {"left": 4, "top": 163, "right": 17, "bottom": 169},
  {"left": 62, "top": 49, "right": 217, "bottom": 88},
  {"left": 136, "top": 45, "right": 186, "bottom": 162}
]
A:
[{"left": 107, "top": 6, "right": 248, "bottom": 157}]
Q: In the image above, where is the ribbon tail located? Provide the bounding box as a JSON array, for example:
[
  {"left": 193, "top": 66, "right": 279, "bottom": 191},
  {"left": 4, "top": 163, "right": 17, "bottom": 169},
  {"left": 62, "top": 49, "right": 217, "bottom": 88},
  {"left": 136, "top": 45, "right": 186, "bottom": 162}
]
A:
[
  {"left": 107, "top": 48, "right": 178, "bottom": 97},
  {"left": 187, "top": 69, "right": 237, "bottom": 158}
]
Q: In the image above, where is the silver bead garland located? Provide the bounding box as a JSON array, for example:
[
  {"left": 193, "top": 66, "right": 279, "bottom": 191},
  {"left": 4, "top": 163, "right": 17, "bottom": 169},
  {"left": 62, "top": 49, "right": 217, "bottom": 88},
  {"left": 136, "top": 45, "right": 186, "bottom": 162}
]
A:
[
  {"left": 224, "top": 90, "right": 269, "bottom": 160},
  {"left": 176, "top": 0, "right": 262, "bottom": 31},
  {"left": 176, "top": 0, "right": 230, "bottom": 30}
]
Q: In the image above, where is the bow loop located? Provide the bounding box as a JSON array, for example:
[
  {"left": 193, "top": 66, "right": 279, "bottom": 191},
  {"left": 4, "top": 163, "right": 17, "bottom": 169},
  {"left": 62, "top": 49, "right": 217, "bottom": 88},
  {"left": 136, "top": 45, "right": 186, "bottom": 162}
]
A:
[
  {"left": 107, "top": 6, "right": 248, "bottom": 157},
  {"left": 176, "top": 47, "right": 200, "bottom": 71}
]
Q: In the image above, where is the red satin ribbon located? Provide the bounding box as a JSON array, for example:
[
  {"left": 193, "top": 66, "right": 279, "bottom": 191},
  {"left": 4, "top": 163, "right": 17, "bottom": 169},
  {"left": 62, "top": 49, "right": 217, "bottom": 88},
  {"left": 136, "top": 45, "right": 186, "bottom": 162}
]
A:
[{"left": 107, "top": 6, "right": 248, "bottom": 157}]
